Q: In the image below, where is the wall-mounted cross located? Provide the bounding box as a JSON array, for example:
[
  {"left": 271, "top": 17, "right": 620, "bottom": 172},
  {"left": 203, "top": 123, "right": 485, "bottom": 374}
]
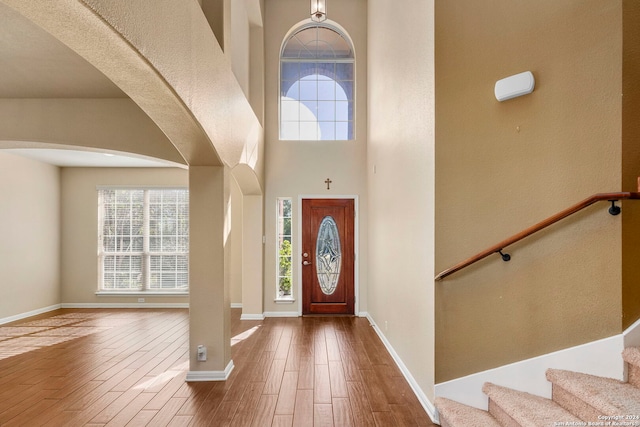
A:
[{"left": 325, "top": 178, "right": 332, "bottom": 190}]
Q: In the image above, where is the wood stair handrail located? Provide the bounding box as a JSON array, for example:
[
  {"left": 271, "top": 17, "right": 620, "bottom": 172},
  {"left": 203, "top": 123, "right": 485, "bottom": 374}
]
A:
[{"left": 435, "top": 191, "right": 640, "bottom": 281}]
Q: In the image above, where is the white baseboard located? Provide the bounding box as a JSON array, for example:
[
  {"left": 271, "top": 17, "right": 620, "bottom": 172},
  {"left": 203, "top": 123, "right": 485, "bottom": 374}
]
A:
[
  {"left": 434, "top": 334, "right": 625, "bottom": 411},
  {"left": 231, "top": 303, "right": 243, "bottom": 309},
  {"left": 0, "top": 304, "right": 62, "bottom": 326},
  {"left": 186, "top": 360, "right": 234, "bottom": 382},
  {"left": 366, "top": 314, "right": 439, "bottom": 424},
  {"left": 240, "top": 313, "right": 265, "bottom": 320},
  {"left": 263, "top": 311, "right": 365, "bottom": 318},
  {"left": 263, "top": 311, "right": 299, "bottom": 318},
  {"left": 61, "top": 303, "right": 189, "bottom": 309}
]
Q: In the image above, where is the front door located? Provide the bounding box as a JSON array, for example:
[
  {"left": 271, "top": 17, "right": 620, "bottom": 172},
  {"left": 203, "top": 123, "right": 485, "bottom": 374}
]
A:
[{"left": 302, "top": 198, "right": 355, "bottom": 315}]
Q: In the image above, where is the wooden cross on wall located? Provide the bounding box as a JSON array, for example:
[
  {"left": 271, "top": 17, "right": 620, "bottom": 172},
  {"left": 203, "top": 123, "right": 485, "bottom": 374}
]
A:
[{"left": 325, "top": 178, "right": 332, "bottom": 190}]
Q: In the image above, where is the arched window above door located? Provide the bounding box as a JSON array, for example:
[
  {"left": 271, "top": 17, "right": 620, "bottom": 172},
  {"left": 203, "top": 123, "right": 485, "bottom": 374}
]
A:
[{"left": 280, "top": 23, "right": 355, "bottom": 141}]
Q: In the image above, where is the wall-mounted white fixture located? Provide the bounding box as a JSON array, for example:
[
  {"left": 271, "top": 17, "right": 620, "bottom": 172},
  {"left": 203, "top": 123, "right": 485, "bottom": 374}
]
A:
[
  {"left": 494, "top": 71, "right": 535, "bottom": 102},
  {"left": 311, "top": 0, "right": 327, "bottom": 22},
  {"left": 197, "top": 345, "right": 207, "bottom": 361}
]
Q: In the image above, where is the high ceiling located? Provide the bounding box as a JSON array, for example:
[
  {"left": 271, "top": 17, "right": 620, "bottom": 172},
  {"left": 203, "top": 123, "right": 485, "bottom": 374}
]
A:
[
  {"left": 0, "top": 2, "right": 173, "bottom": 167},
  {"left": 0, "top": 2, "right": 126, "bottom": 99}
]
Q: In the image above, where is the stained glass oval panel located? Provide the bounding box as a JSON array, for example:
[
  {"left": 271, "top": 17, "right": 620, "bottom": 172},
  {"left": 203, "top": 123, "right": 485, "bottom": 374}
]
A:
[{"left": 316, "top": 216, "right": 341, "bottom": 295}]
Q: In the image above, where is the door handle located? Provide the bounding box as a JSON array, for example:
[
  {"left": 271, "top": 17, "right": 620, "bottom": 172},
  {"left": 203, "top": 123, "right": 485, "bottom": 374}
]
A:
[{"left": 303, "top": 260, "right": 312, "bottom": 266}]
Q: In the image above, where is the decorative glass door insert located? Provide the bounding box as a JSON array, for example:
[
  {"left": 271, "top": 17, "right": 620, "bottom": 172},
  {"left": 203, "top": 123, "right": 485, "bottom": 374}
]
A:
[{"left": 315, "top": 216, "right": 342, "bottom": 295}]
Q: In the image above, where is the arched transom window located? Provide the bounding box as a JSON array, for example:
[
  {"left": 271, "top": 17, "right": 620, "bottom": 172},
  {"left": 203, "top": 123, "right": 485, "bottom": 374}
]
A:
[{"left": 280, "top": 24, "right": 355, "bottom": 141}]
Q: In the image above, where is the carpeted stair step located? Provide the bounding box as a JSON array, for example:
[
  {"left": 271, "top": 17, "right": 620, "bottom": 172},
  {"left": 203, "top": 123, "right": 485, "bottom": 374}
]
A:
[
  {"left": 622, "top": 347, "right": 640, "bottom": 388},
  {"left": 482, "top": 382, "right": 584, "bottom": 427},
  {"left": 435, "top": 397, "right": 502, "bottom": 427},
  {"left": 546, "top": 368, "right": 640, "bottom": 422}
]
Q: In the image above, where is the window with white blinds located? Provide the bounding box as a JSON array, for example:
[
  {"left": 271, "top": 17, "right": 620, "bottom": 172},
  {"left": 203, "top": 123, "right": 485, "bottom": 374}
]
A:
[{"left": 98, "top": 188, "right": 189, "bottom": 292}]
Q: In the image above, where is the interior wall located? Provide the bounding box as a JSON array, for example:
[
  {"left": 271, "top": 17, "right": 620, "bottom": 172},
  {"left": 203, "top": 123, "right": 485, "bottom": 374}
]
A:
[
  {"left": 367, "top": 0, "right": 436, "bottom": 403},
  {"left": 200, "top": 0, "right": 224, "bottom": 49},
  {"left": 435, "top": 0, "right": 623, "bottom": 382},
  {"left": 0, "top": 152, "right": 60, "bottom": 319},
  {"left": 263, "top": 0, "right": 368, "bottom": 314},
  {"left": 230, "top": 175, "right": 243, "bottom": 305},
  {"left": 0, "top": 99, "right": 185, "bottom": 166},
  {"left": 622, "top": 0, "right": 640, "bottom": 329},
  {"left": 242, "top": 195, "right": 264, "bottom": 316},
  {"left": 60, "top": 167, "right": 189, "bottom": 305},
  {"left": 230, "top": 0, "right": 251, "bottom": 99},
  {"left": 249, "top": 23, "right": 265, "bottom": 125}
]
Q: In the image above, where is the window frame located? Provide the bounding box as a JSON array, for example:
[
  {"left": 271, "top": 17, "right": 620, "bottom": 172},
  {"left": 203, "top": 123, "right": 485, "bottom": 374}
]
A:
[
  {"left": 96, "top": 186, "right": 189, "bottom": 296},
  {"left": 276, "top": 197, "right": 294, "bottom": 301},
  {"left": 279, "top": 20, "right": 356, "bottom": 141}
]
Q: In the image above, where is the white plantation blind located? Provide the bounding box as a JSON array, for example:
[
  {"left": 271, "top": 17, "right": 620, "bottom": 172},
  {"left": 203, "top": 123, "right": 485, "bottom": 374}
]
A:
[{"left": 98, "top": 188, "right": 189, "bottom": 291}]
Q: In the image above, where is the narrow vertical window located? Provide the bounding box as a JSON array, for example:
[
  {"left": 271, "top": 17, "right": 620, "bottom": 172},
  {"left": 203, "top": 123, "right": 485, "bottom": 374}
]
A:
[{"left": 277, "top": 198, "right": 293, "bottom": 298}]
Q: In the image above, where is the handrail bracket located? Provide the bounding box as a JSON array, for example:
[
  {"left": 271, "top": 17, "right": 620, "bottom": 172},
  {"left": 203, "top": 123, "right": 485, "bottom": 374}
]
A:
[
  {"left": 497, "top": 250, "right": 511, "bottom": 262},
  {"left": 608, "top": 200, "right": 621, "bottom": 216}
]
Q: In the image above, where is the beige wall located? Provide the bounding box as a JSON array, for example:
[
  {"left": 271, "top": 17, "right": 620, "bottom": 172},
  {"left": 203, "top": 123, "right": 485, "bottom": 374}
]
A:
[
  {"left": 0, "top": 153, "right": 60, "bottom": 319},
  {"left": 367, "top": 0, "right": 436, "bottom": 402},
  {"left": 0, "top": 99, "right": 185, "bottom": 165},
  {"left": 263, "top": 0, "right": 368, "bottom": 314},
  {"left": 230, "top": 176, "right": 243, "bottom": 305},
  {"left": 242, "top": 195, "right": 264, "bottom": 316},
  {"left": 622, "top": 0, "right": 640, "bottom": 329},
  {"left": 435, "top": 0, "right": 625, "bottom": 382},
  {"left": 60, "top": 168, "right": 189, "bottom": 305},
  {"left": 230, "top": 0, "right": 250, "bottom": 99}
]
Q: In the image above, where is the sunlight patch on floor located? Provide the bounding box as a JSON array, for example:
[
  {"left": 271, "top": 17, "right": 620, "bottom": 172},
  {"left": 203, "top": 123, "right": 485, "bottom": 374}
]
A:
[
  {"left": 231, "top": 325, "right": 261, "bottom": 346},
  {"left": 0, "top": 313, "right": 111, "bottom": 361},
  {"left": 134, "top": 360, "right": 189, "bottom": 390}
]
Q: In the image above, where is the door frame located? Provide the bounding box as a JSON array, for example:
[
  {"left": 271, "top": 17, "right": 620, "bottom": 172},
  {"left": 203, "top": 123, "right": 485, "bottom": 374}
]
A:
[{"left": 297, "top": 195, "right": 359, "bottom": 316}]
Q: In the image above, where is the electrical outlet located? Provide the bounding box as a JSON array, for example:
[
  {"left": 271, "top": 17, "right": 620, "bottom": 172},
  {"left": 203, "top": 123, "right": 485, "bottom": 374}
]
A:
[
  {"left": 197, "top": 345, "right": 207, "bottom": 361},
  {"left": 138, "top": 298, "right": 145, "bottom": 303},
  {"left": 384, "top": 321, "right": 388, "bottom": 331}
]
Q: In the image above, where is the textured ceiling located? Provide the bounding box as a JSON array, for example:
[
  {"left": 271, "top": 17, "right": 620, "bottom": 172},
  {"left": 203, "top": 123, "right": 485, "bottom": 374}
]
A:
[
  {"left": 0, "top": 3, "right": 171, "bottom": 167},
  {"left": 0, "top": 2, "right": 126, "bottom": 98}
]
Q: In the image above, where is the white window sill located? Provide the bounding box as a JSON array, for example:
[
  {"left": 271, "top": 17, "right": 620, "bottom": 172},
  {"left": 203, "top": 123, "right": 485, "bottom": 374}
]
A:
[
  {"left": 274, "top": 298, "right": 296, "bottom": 304},
  {"left": 96, "top": 291, "right": 189, "bottom": 297}
]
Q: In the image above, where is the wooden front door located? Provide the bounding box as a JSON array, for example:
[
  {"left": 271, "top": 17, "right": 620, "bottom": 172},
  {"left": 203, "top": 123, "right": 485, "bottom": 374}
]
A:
[{"left": 302, "top": 198, "right": 355, "bottom": 315}]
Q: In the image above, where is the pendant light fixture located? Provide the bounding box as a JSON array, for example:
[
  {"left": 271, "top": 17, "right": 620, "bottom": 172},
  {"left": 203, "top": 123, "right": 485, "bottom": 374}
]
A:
[{"left": 310, "top": 0, "right": 327, "bottom": 22}]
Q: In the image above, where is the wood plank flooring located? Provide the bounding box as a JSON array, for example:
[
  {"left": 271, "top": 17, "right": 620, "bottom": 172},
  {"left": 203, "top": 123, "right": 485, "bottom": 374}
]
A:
[{"left": 0, "top": 309, "right": 436, "bottom": 426}]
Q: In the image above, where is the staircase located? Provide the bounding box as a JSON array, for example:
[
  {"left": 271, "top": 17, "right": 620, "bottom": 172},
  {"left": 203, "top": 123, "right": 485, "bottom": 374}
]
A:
[{"left": 435, "top": 347, "right": 640, "bottom": 426}]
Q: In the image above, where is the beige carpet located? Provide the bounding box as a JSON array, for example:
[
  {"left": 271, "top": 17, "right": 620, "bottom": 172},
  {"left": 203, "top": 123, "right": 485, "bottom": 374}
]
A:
[
  {"left": 434, "top": 347, "right": 640, "bottom": 426},
  {"left": 547, "top": 368, "right": 640, "bottom": 418},
  {"left": 435, "top": 397, "right": 501, "bottom": 427}
]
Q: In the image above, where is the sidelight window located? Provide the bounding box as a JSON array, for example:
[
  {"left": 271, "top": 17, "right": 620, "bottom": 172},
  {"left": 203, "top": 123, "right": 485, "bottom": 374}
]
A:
[{"left": 277, "top": 198, "right": 293, "bottom": 298}]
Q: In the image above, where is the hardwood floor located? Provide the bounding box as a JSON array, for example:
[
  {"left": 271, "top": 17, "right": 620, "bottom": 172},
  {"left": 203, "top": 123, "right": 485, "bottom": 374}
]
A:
[{"left": 0, "top": 309, "right": 436, "bottom": 426}]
